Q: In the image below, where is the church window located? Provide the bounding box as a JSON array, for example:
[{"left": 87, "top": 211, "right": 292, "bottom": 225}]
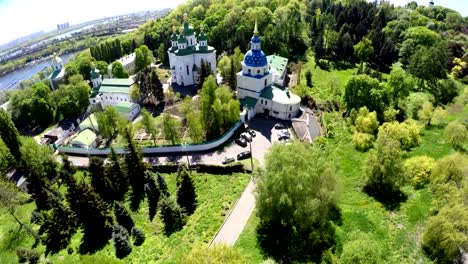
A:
[
  {"left": 186, "top": 65, "right": 189, "bottom": 75},
  {"left": 248, "top": 69, "right": 251, "bottom": 74},
  {"left": 261, "top": 99, "right": 263, "bottom": 104},
  {"left": 264, "top": 79, "right": 267, "bottom": 86},
  {"left": 257, "top": 70, "right": 260, "bottom": 74},
  {"left": 290, "top": 106, "right": 292, "bottom": 111},
  {"left": 288, "top": 114, "right": 291, "bottom": 118}
]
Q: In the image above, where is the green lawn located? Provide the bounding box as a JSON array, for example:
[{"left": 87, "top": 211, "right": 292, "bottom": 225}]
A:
[{"left": 0, "top": 172, "right": 250, "bottom": 263}]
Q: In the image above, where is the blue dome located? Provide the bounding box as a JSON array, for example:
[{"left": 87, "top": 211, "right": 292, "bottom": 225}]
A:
[
  {"left": 244, "top": 49, "right": 267, "bottom": 67},
  {"left": 251, "top": 35, "right": 261, "bottom": 44}
]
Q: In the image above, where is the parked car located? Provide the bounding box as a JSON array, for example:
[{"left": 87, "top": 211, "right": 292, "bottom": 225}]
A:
[
  {"left": 247, "top": 128, "right": 256, "bottom": 137},
  {"left": 235, "top": 137, "right": 247, "bottom": 147},
  {"left": 241, "top": 132, "right": 252, "bottom": 142},
  {"left": 278, "top": 133, "right": 290, "bottom": 141},
  {"left": 222, "top": 156, "right": 235, "bottom": 165},
  {"left": 237, "top": 151, "right": 252, "bottom": 160},
  {"left": 274, "top": 123, "right": 286, "bottom": 129}
]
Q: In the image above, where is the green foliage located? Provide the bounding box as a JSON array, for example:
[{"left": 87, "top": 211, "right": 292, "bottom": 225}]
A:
[
  {"left": 256, "top": 142, "right": 340, "bottom": 262},
  {"left": 408, "top": 44, "right": 447, "bottom": 89},
  {"left": 111, "top": 61, "right": 129, "bottom": 78},
  {"left": 140, "top": 109, "right": 158, "bottom": 145},
  {"left": 95, "top": 61, "right": 109, "bottom": 77},
  {"left": 444, "top": 121, "right": 467, "bottom": 151},
  {"left": 159, "top": 195, "right": 185, "bottom": 236},
  {"left": 417, "top": 101, "right": 434, "bottom": 126},
  {"left": 399, "top": 26, "right": 442, "bottom": 67},
  {"left": 305, "top": 69, "right": 313, "bottom": 87},
  {"left": 430, "top": 107, "right": 448, "bottom": 128},
  {"left": 377, "top": 120, "right": 422, "bottom": 150},
  {"left": 421, "top": 203, "right": 468, "bottom": 264},
  {"left": 354, "top": 107, "right": 378, "bottom": 134},
  {"left": 0, "top": 138, "right": 13, "bottom": 173},
  {"left": 352, "top": 132, "right": 375, "bottom": 152},
  {"left": 0, "top": 110, "right": 21, "bottom": 160},
  {"left": 134, "top": 45, "right": 153, "bottom": 72},
  {"left": 182, "top": 244, "right": 247, "bottom": 264},
  {"left": 157, "top": 173, "right": 169, "bottom": 197},
  {"left": 364, "top": 130, "right": 405, "bottom": 209},
  {"left": 176, "top": 168, "right": 197, "bottom": 215},
  {"left": 430, "top": 153, "right": 467, "bottom": 188},
  {"left": 114, "top": 202, "right": 134, "bottom": 233},
  {"left": 340, "top": 233, "right": 385, "bottom": 264},
  {"left": 89, "top": 157, "right": 116, "bottom": 203},
  {"left": 161, "top": 112, "right": 181, "bottom": 145},
  {"left": 343, "top": 75, "right": 390, "bottom": 120},
  {"left": 96, "top": 106, "right": 123, "bottom": 139},
  {"left": 403, "top": 156, "right": 435, "bottom": 189},
  {"left": 402, "top": 92, "right": 434, "bottom": 120},
  {"left": 90, "top": 39, "right": 123, "bottom": 64},
  {"left": 112, "top": 225, "right": 132, "bottom": 259},
  {"left": 135, "top": 66, "right": 164, "bottom": 102},
  {"left": 54, "top": 79, "right": 91, "bottom": 119},
  {"left": 354, "top": 37, "right": 374, "bottom": 72}
]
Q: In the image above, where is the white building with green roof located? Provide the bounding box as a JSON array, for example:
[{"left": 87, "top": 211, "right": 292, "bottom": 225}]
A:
[
  {"left": 237, "top": 23, "right": 300, "bottom": 121},
  {"left": 167, "top": 13, "right": 217, "bottom": 87},
  {"left": 70, "top": 128, "right": 98, "bottom": 149},
  {"left": 88, "top": 78, "right": 141, "bottom": 120},
  {"left": 48, "top": 53, "right": 65, "bottom": 89}
]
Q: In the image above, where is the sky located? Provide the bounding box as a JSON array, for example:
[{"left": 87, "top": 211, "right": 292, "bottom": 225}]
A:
[{"left": 0, "top": 0, "right": 467, "bottom": 46}]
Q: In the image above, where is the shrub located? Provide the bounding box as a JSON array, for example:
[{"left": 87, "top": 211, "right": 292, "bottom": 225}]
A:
[
  {"left": 402, "top": 92, "right": 433, "bottom": 119},
  {"left": 404, "top": 156, "right": 435, "bottom": 188},
  {"left": 417, "top": 101, "right": 433, "bottom": 126},
  {"left": 112, "top": 225, "right": 132, "bottom": 259},
  {"left": 383, "top": 108, "right": 399, "bottom": 122},
  {"left": 16, "top": 247, "right": 40, "bottom": 264},
  {"left": 444, "top": 121, "right": 467, "bottom": 151},
  {"left": 377, "top": 120, "right": 421, "bottom": 150},
  {"left": 430, "top": 107, "right": 448, "bottom": 127},
  {"left": 340, "top": 233, "right": 385, "bottom": 264},
  {"left": 431, "top": 153, "right": 467, "bottom": 187},
  {"left": 354, "top": 107, "right": 379, "bottom": 134},
  {"left": 352, "top": 132, "right": 375, "bottom": 151},
  {"left": 159, "top": 196, "right": 185, "bottom": 236},
  {"left": 131, "top": 227, "right": 145, "bottom": 246}
]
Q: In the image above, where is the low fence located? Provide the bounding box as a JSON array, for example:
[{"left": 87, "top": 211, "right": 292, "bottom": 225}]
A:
[{"left": 57, "top": 121, "right": 244, "bottom": 157}]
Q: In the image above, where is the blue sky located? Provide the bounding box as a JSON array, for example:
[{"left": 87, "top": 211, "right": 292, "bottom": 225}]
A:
[{"left": 0, "top": 0, "right": 467, "bottom": 46}]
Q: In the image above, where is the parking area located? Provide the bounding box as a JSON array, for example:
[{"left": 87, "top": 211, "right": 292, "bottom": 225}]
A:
[{"left": 67, "top": 118, "right": 293, "bottom": 168}]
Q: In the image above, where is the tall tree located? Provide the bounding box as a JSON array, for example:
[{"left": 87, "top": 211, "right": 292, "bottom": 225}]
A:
[
  {"left": 145, "top": 172, "right": 161, "bottom": 221},
  {"left": 159, "top": 196, "right": 185, "bottom": 236},
  {"left": 105, "top": 148, "right": 129, "bottom": 201},
  {"left": 176, "top": 167, "right": 197, "bottom": 215},
  {"left": 122, "top": 126, "right": 147, "bottom": 211},
  {"left": 0, "top": 139, "right": 13, "bottom": 173},
  {"left": 140, "top": 109, "right": 158, "bottom": 145},
  {"left": 114, "top": 202, "right": 135, "bottom": 233},
  {"left": 256, "top": 142, "right": 341, "bottom": 262},
  {"left": 134, "top": 45, "right": 153, "bottom": 72},
  {"left": 65, "top": 175, "right": 114, "bottom": 254},
  {"left": 89, "top": 157, "right": 116, "bottom": 203},
  {"left": 157, "top": 173, "right": 169, "bottom": 197},
  {"left": 162, "top": 113, "right": 181, "bottom": 145},
  {"left": 0, "top": 110, "right": 21, "bottom": 160},
  {"left": 354, "top": 37, "right": 374, "bottom": 73},
  {"left": 112, "top": 61, "right": 129, "bottom": 78}
]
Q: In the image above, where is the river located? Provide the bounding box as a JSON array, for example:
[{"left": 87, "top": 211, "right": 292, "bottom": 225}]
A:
[{"left": 0, "top": 51, "right": 80, "bottom": 91}]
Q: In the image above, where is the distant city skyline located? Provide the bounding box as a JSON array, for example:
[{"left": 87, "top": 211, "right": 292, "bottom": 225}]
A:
[
  {"left": 0, "top": 0, "right": 466, "bottom": 46},
  {"left": 0, "top": 0, "right": 185, "bottom": 46}
]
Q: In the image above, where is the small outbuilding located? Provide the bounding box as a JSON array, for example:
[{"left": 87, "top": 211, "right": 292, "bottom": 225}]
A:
[{"left": 70, "top": 129, "right": 98, "bottom": 149}]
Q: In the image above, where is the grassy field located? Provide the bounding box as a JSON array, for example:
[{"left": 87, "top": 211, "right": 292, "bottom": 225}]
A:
[{"left": 0, "top": 172, "right": 250, "bottom": 263}]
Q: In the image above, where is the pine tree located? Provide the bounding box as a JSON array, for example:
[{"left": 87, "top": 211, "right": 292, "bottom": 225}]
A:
[
  {"left": 145, "top": 172, "right": 161, "bottom": 221},
  {"left": 65, "top": 176, "right": 114, "bottom": 254},
  {"left": 176, "top": 168, "right": 197, "bottom": 215},
  {"left": 157, "top": 173, "right": 169, "bottom": 197},
  {"left": 89, "top": 157, "right": 115, "bottom": 203},
  {"left": 106, "top": 148, "right": 129, "bottom": 202},
  {"left": 114, "top": 202, "right": 135, "bottom": 233},
  {"left": 151, "top": 70, "right": 164, "bottom": 102},
  {"left": 131, "top": 227, "right": 145, "bottom": 246},
  {"left": 228, "top": 58, "right": 237, "bottom": 91},
  {"left": 123, "top": 126, "right": 147, "bottom": 211},
  {"left": 159, "top": 196, "right": 185, "bottom": 236},
  {"left": 112, "top": 225, "right": 132, "bottom": 259},
  {"left": 39, "top": 190, "right": 79, "bottom": 255}
]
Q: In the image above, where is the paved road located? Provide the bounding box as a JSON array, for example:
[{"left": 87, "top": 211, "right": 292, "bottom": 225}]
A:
[{"left": 210, "top": 180, "right": 256, "bottom": 247}]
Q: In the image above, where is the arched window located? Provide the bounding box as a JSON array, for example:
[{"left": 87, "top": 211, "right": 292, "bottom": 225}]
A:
[
  {"left": 248, "top": 69, "right": 251, "bottom": 74},
  {"left": 257, "top": 70, "right": 260, "bottom": 74},
  {"left": 264, "top": 79, "right": 267, "bottom": 86},
  {"left": 186, "top": 65, "right": 189, "bottom": 75}
]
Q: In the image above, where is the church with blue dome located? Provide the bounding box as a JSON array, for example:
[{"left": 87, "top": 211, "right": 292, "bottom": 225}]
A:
[{"left": 237, "top": 22, "right": 300, "bottom": 121}]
